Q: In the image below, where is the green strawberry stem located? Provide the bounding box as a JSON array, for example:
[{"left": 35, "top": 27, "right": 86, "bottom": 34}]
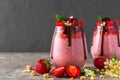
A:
[
  {"left": 44, "top": 59, "right": 52, "bottom": 69},
  {"left": 55, "top": 14, "right": 66, "bottom": 22},
  {"left": 114, "top": 52, "right": 118, "bottom": 63},
  {"left": 97, "top": 15, "right": 103, "bottom": 21}
]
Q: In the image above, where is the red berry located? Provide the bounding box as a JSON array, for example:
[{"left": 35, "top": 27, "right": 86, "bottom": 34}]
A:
[
  {"left": 56, "top": 21, "right": 65, "bottom": 27},
  {"left": 65, "top": 65, "right": 81, "bottom": 78},
  {"left": 51, "top": 67, "right": 65, "bottom": 78},
  {"left": 96, "top": 21, "right": 101, "bottom": 26},
  {"left": 114, "top": 19, "right": 119, "bottom": 26},
  {"left": 35, "top": 59, "right": 52, "bottom": 74},
  {"left": 67, "top": 18, "right": 73, "bottom": 22},
  {"left": 94, "top": 56, "right": 106, "bottom": 69},
  {"left": 79, "top": 20, "right": 84, "bottom": 26},
  {"left": 72, "top": 19, "right": 78, "bottom": 26},
  {"left": 106, "top": 21, "right": 113, "bottom": 27}
]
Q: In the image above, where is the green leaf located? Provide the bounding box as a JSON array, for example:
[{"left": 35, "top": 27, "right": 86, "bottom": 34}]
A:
[
  {"left": 56, "top": 14, "right": 61, "bottom": 21},
  {"left": 97, "top": 15, "right": 103, "bottom": 21},
  {"left": 114, "top": 52, "right": 118, "bottom": 63},
  {"left": 60, "top": 17, "right": 66, "bottom": 22},
  {"left": 44, "top": 59, "right": 52, "bottom": 69},
  {"left": 92, "top": 69, "right": 98, "bottom": 74},
  {"left": 81, "top": 71, "right": 85, "bottom": 76},
  {"left": 55, "top": 14, "right": 66, "bottom": 22}
]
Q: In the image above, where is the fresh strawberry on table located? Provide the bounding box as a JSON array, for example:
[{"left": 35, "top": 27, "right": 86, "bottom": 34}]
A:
[
  {"left": 94, "top": 56, "right": 106, "bottom": 69},
  {"left": 65, "top": 65, "right": 81, "bottom": 78},
  {"left": 35, "top": 59, "right": 52, "bottom": 74},
  {"left": 51, "top": 67, "right": 65, "bottom": 78}
]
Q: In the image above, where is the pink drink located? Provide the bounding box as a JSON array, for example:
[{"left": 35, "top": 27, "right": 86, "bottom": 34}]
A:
[
  {"left": 50, "top": 25, "right": 88, "bottom": 68},
  {"left": 91, "top": 17, "right": 120, "bottom": 59}
]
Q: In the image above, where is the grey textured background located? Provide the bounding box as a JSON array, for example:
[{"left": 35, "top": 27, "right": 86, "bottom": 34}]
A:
[{"left": 0, "top": 0, "right": 120, "bottom": 52}]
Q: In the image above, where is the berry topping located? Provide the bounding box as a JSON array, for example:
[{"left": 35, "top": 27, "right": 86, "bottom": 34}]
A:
[
  {"left": 35, "top": 59, "right": 52, "bottom": 74},
  {"left": 94, "top": 56, "right": 106, "bottom": 69},
  {"left": 56, "top": 21, "right": 65, "bottom": 27},
  {"left": 55, "top": 14, "right": 83, "bottom": 27},
  {"left": 114, "top": 19, "right": 119, "bottom": 27},
  {"left": 106, "top": 21, "right": 113, "bottom": 27},
  {"left": 71, "top": 19, "right": 78, "bottom": 26},
  {"left": 51, "top": 67, "right": 65, "bottom": 78},
  {"left": 65, "top": 65, "right": 81, "bottom": 78},
  {"left": 96, "top": 21, "right": 102, "bottom": 26},
  {"left": 79, "top": 20, "right": 84, "bottom": 26}
]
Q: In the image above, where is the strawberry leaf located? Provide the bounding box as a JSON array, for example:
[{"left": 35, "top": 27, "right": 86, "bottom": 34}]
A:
[{"left": 44, "top": 59, "right": 52, "bottom": 69}]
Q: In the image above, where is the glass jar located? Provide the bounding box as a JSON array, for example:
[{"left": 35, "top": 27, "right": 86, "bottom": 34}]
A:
[
  {"left": 91, "top": 19, "right": 120, "bottom": 59},
  {"left": 50, "top": 26, "right": 88, "bottom": 68}
]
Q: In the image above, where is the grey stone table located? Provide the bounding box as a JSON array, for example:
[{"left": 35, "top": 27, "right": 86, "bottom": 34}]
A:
[{"left": 0, "top": 52, "right": 119, "bottom": 80}]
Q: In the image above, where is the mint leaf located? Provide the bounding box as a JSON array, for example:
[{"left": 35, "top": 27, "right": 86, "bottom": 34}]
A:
[
  {"left": 55, "top": 14, "right": 66, "bottom": 22},
  {"left": 56, "top": 14, "right": 61, "bottom": 21},
  {"left": 60, "top": 17, "right": 66, "bottom": 22},
  {"left": 114, "top": 52, "right": 118, "bottom": 63},
  {"left": 97, "top": 15, "right": 103, "bottom": 21}
]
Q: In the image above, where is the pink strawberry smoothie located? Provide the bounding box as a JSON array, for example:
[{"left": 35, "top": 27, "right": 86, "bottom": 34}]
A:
[
  {"left": 50, "top": 26, "right": 88, "bottom": 68},
  {"left": 91, "top": 17, "right": 120, "bottom": 59}
]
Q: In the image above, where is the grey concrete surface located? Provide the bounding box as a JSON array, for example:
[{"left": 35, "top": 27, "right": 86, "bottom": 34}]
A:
[
  {"left": 0, "top": 0, "right": 120, "bottom": 52},
  {"left": 0, "top": 53, "right": 119, "bottom": 80}
]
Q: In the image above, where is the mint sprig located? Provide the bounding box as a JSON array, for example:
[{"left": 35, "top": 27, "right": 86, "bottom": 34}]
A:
[
  {"left": 97, "top": 15, "right": 103, "bottom": 21},
  {"left": 55, "top": 14, "right": 66, "bottom": 22}
]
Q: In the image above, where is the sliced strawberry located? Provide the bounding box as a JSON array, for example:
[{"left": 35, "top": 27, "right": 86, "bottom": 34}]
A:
[
  {"left": 51, "top": 67, "right": 65, "bottom": 78},
  {"left": 72, "top": 19, "right": 78, "bottom": 26},
  {"left": 65, "top": 65, "right": 81, "bottom": 78},
  {"left": 114, "top": 19, "right": 119, "bottom": 27},
  {"left": 96, "top": 21, "right": 102, "bottom": 26},
  {"left": 35, "top": 59, "right": 52, "bottom": 74},
  {"left": 94, "top": 56, "right": 106, "bottom": 69},
  {"left": 79, "top": 20, "right": 84, "bottom": 26},
  {"left": 56, "top": 21, "right": 65, "bottom": 27}
]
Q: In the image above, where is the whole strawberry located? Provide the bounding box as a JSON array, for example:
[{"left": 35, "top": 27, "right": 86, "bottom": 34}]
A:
[
  {"left": 35, "top": 59, "right": 52, "bottom": 74},
  {"left": 94, "top": 56, "right": 106, "bottom": 69}
]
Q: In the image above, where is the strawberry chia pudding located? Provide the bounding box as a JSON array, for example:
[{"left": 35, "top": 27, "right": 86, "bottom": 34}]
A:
[
  {"left": 50, "top": 15, "right": 88, "bottom": 68},
  {"left": 91, "top": 16, "right": 120, "bottom": 59}
]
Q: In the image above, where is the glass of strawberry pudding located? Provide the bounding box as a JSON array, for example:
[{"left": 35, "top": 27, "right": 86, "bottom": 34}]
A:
[
  {"left": 50, "top": 15, "right": 88, "bottom": 68},
  {"left": 91, "top": 16, "right": 120, "bottom": 59}
]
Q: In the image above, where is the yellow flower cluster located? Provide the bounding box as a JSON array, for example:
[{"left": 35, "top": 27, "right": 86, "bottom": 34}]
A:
[{"left": 104, "top": 58, "right": 120, "bottom": 78}]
